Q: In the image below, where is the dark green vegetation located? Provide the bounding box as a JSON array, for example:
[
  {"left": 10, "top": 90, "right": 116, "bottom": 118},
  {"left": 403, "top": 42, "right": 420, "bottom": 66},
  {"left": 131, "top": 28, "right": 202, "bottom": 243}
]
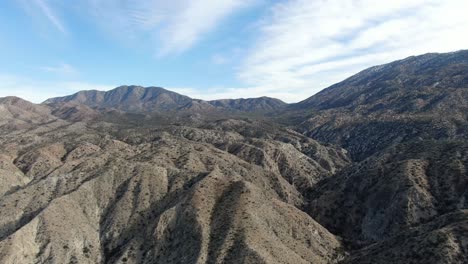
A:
[{"left": 1, "top": 50, "right": 467, "bottom": 263}]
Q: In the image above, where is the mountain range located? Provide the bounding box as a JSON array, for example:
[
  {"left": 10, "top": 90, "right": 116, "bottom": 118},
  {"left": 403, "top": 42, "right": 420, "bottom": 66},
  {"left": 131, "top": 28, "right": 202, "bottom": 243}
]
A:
[{"left": 0, "top": 50, "right": 467, "bottom": 264}]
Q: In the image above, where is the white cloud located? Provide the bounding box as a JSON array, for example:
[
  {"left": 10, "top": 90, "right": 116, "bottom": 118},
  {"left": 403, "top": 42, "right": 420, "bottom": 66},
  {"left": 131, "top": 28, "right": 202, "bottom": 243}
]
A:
[
  {"left": 211, "top": 48, "right": 244, "bottom": 66},
  {"left": 238, "top": 0, "right": 468, "bottom": 102},
  {"left": 41, "top": 63, "right": 79, "bottom": 77},
  {"left": 0, "top": 74, "right": 114, "bottom": 103},
  {"left": 211, "top": 54, "right": 228, "bottom": 65}
]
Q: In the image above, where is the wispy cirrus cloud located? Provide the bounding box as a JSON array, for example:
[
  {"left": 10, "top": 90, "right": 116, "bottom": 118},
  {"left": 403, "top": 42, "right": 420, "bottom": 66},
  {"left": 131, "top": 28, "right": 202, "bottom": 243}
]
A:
[
  {"left": 17, "top": 0, "right": 67, "bottom": 34},
  {"left": 17, "top": 0, "right": 258, "bottom": 55},
  {"left": 83, "top": 0, "right": 259, "bottom": 56},
  {"left": 237, "top": 0, "right": 468, "bottom": 102}
]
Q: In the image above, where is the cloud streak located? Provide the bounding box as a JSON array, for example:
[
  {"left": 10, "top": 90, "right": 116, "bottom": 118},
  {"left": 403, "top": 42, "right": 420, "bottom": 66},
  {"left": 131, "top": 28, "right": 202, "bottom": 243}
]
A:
[{"left": 31, "top": 0, "right": 66, "bottom": 33}]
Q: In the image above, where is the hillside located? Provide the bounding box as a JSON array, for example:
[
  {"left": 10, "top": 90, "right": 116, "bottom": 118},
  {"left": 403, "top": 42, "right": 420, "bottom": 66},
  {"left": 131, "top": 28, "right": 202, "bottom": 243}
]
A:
[
  {"left": 0, "top": 96, "right": 56, "bottom": 131},
  {"left": 289, "top": 50, "right": 468, "bottom": 161},
  {"left": 0, "top": 116, "right": 349, "bottom": 263},
  {"left": 0, "top": 50, "right": 467, "bottom": 264}
]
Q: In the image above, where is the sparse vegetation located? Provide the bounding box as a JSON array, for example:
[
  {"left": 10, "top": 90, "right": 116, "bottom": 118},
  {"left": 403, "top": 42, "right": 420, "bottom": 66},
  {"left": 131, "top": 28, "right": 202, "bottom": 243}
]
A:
[{"left": 0, "top": 50, "right": 467, "bottom": 263}]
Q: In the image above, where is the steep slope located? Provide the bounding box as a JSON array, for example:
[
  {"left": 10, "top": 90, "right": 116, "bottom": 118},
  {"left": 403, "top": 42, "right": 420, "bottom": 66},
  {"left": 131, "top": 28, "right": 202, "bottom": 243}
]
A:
[
  {"left": 286, "top": 50, "right": 468, "bottom": 263},
  {"left": 290, "top": 50, "right": 468, "bottom": 160},
  {"left": 295, "top": 50, "right": 468, "bottom": 111}
]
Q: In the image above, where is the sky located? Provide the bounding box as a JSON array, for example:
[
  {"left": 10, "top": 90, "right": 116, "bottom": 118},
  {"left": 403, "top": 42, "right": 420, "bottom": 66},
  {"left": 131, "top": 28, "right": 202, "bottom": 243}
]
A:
[{"left": 0, "top": 0, "right": 467, "bottom": 103}]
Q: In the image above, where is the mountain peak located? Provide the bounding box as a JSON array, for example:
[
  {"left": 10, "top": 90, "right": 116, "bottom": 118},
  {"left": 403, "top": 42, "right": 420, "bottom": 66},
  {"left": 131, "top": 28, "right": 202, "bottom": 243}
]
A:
[{"left": 44, "top": 85, "right": 193, "bottom": 112}]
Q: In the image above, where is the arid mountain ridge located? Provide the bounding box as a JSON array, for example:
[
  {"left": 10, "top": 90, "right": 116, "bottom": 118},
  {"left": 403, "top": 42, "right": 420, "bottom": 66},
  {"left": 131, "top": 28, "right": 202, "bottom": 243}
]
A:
[
  {"left": 0, "top": 50, "right": 467, "bottom": 263},
  {"left": 43, "top": 86, "right": 287, "bottom": 113}
]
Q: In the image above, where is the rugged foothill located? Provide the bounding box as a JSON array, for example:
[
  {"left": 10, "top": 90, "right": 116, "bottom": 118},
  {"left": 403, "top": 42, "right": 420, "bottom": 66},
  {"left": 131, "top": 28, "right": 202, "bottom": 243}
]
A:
[{"left": 0, "top": 50, "right": 467, "bottom": 263}]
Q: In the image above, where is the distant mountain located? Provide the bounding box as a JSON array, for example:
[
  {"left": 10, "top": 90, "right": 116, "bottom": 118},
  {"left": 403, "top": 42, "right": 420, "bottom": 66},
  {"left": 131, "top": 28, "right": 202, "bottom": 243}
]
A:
[
  {"left": 209, "top": 97, "right": 287, "bottom": 112},
  {"left": 44, "top": 85, "right": 195, "bottom": 112},
  {"left": 44, "top": 85, "right": 287, "bottom": 114}
]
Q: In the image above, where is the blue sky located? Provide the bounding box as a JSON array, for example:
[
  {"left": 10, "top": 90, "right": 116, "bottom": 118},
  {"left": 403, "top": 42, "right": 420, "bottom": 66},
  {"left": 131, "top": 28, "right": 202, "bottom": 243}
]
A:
[{"left": 1, "top": 0, "right": 467, "bottom": 103}]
